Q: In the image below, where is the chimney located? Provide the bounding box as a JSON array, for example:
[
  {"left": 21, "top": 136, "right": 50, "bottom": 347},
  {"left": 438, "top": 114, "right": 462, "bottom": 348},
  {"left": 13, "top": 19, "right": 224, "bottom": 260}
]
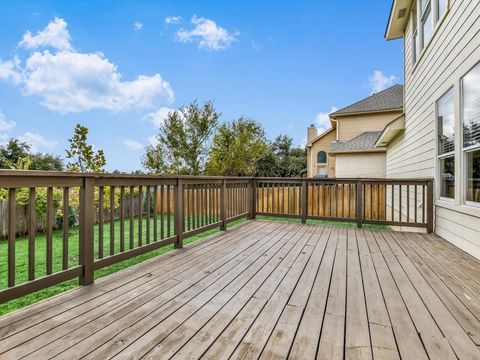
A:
[{"left": 307, "top": 124, "right": 317, "bottom": 142}]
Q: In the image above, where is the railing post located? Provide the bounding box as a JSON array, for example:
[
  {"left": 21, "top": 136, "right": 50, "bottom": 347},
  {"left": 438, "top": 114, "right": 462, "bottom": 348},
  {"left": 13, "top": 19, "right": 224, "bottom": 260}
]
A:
[
  {"left": 426, "top": 180, "right": 434, "bottom": 233},
  {"left": 249, "top": 178, "right": 256, "bottom": 220},
  {"left": 356, "top": 180, "right": 363, "bottom": 228},
  {"left": 79, "top": 177, "right": 94, "bottom": 286},
  {"left": 301, "top": 179, "right": 307, "bottom": 224},
  {"left": 220, "top": 179, "right": 226, "bottom": 230},
  {"left": 174, "top": 178, "right": 184, "bottom": 248}
]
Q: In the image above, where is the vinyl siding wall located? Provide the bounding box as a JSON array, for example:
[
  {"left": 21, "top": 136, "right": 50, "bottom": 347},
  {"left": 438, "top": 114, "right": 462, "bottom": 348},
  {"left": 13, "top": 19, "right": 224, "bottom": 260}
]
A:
[
  {"left": 336, "top": 111, "right": 402, "bottom": 141},
  {"left": 386, "top": 0, "right": 480, "bottom": 258}
]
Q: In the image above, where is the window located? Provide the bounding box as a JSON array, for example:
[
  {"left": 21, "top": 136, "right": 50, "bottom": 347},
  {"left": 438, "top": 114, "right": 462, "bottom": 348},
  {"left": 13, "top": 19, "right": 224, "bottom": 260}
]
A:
[
  {"left": 462, "top": 62, "right": 480, "bottom": 203},
  {"left": 412, "top": 5, "right": 419, "bottom": 65},
  {"left": 411, "top": 0, "right": 448, "bottom": 65},
  {"left": 421, "top": 0, "right": 433, "bottom": 47},
  {"left": 317, "top": 151, "right": 327, "bottom": 164},
  {"left": 437, "top": 88, "right": 455, "bottom": 199},
  {"left": 437, "top": 0, "right": 447, "bottom": 20}
]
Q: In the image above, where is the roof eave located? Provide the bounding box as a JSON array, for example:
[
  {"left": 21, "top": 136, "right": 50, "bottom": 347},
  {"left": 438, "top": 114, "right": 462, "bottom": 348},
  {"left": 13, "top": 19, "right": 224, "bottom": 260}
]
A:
[
  {"left": 385, "top": 0, "right": 414, "bottom": 40},
  {"left": 330, "top": 107, "right": 404, "bottom": 119},
  {"left": 330, "top": 148, "right": 386, "bottom": 155},
  {"left": 375, "top": 114, "right": 406, "bottom": 147}
]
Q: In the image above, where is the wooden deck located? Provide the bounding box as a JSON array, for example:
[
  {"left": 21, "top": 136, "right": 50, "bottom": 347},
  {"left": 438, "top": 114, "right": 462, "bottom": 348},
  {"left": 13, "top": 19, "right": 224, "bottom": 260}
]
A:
[{"left": 0, "top": 220, "right": 479, "bottom": 360}]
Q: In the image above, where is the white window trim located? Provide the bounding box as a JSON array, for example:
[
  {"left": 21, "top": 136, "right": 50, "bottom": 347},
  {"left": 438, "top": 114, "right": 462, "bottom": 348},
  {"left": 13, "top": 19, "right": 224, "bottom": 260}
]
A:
[
  {"left": 436, "top": 88, "right": 456, "bottom": 202},
  {"left": 460, "top": 62, "right": 480, "bottom": 207},
  {"left": 411, "top": 0, "right": 450, "bottom": 68}
]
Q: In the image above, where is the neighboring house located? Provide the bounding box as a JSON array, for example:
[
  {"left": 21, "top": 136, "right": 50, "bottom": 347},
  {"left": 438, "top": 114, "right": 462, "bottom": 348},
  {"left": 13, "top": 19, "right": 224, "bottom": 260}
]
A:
[
  {"left": 383, "top": 0, "right": 480, "bottom": 258},
  {"left": 306, "top": 85, "right": 404, "bottom": 178}
]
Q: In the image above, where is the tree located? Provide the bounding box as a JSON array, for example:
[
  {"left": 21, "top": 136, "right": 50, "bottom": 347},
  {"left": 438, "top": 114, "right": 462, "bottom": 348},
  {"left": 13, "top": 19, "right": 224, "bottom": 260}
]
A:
[
  {"left": 255, "top": 134, "right": 307, "bottom": 177},
  {"left": 0, "top": 138, "right": 63, "bottom": 170},
  {"left": 206, "top": 117, "right": 269, "bottom": 176},
  {"left": 143, "top": 100, "right": 220, "bottom": 175},
  {"left": 65, "top": 124, "right": 106, "bottom": 172}
]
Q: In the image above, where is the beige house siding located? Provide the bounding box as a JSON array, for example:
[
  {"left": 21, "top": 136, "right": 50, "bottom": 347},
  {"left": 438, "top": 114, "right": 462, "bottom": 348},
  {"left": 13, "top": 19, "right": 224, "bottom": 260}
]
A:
[
  {"left": 307, "top": 129, "right": 336, "bottom": 177},
  {"left": 385, "top": 0, "right": 480, "bottom": 258},
  {"left": 335, "top": 152, "right": 386, "bottom": 178},
  {"left": 335, "top": 111, "right": 402, "bottom": 141}
]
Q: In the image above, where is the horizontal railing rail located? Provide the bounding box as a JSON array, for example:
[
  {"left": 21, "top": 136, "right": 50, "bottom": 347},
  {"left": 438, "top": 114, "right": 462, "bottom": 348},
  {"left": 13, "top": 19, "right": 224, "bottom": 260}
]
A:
[{"left": 0, "top": 171, "right": 433, "bottom": 304}]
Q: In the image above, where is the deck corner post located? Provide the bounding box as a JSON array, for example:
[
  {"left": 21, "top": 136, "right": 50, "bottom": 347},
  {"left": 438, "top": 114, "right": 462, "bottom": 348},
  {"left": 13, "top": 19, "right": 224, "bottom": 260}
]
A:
[
  {"left": 220, "top": 178, "right": 226, "bottom": 230},
  {"left": 301, "top": 179, "right": 307, "bottom": 224},
  {"left": 249, "top": 178, "right": 257, "bottom": 220},
  {"left": 426, "top": 179, "right": 434, "bottom": 233},
  {"left": 356, "top": 179, "right": 363, "bottom": 228},
  {"left": 79, "top": 177, "right": 95, "bottom": 286},
  {"left": 174, "top": 177, "right": 184, "bottom": 248}
]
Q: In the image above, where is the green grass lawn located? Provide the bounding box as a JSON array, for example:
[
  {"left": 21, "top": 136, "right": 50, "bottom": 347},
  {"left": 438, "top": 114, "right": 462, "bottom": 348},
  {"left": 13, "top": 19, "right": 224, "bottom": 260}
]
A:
[{"left": 0, "top": 215, "right": 388, "bottom": 316}]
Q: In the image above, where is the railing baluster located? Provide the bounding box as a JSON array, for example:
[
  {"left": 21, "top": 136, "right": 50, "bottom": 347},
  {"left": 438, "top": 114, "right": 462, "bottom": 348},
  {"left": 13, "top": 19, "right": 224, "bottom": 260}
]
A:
[
  {"left": 63, "top": 187, "right": 69, "bottom": 269},
  {"left": 28, "top": 188, "right": 36, "bottom": 280},
  {"left": 414, "top": 184, "right": 418, "bottom": 223},
  {"left": 407, "top": 184, "right": 410, "bottom": 223},
  {"left": 8, "top": 188, "right": 16, "bottom": 287},
  {"left": 120, "top": 186, "right": 125, "bottom": 252},
  {"left": 167, "top": 185, "right": 171, "bottom": 237},
  {"left": 79, "top": 177, "right": 94, "bottom": 285},
  {"left": 138, "top": 186, "right": 143, "bottom": 247},
  {"left": 160, "top": 185, "right": 165, "bottom": 239},
  {"left": 46, "top": 187, "right": 53, "bottom": 275},
  {"left": 174, "top": 178, "right": 184, "bottom": 248},
  {"left": 110, "top": 186, "right": 115, "bottom": 255},
  {"left": 146, "top": 185, "right": 150, "bottom": 244},
  {"left": 129, "top": 186, "right": 134, "bottom": 249},
  {"left": 153, "top": 185, "right": 158, "bottom": 241},
  {"left": 98, "top": 186, "right": 104, "bottom": 259}
]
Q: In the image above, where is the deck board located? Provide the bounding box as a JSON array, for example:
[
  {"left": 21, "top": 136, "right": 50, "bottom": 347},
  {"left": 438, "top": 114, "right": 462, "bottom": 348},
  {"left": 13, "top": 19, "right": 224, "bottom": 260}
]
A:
[{"left": 1, "top": 220, "right": 480, "bottom": 360}]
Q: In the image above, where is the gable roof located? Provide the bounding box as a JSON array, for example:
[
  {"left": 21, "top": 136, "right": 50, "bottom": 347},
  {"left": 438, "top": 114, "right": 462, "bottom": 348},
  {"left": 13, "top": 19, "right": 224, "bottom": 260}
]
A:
[
  {"left": 306, "top": 127, "right": 335, "bottom": 147},
  {"left": 330, "top": 131, "right": 385, "bottom": 153},
  {"left": 330, "top": 84, "right": 403, "bottom": 117}
]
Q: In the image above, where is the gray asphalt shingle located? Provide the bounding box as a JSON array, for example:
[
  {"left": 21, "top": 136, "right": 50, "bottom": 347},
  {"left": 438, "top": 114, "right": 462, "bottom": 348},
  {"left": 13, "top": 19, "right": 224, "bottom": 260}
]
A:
[
  {"left": 330, "top": 84, "right": 403, "bottom": 116},
  {"left": 331, "top": 131, "right": 383, "bottom": 152}
]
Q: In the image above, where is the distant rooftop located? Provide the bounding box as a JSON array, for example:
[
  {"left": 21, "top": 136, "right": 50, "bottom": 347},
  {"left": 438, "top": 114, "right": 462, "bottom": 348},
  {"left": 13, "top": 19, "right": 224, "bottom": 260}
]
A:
[
  {"left": 331, "top": 131, "right": 384, "bottom": 153},
  {"left": 330, "top": 84, "right": 403, "bottom": 116}
]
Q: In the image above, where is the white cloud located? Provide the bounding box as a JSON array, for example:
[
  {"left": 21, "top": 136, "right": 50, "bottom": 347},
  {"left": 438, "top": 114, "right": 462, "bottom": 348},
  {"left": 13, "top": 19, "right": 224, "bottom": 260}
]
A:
[
  {"left": 0, "top": 18, "right": 174, "bottom": 114},
  {"left": 0, "top": 56, "right": 22, "bottom": 84},
  {"left": 176, "top": 16, "right": 239, "bottom": 50},
  {"left": 123, "top": 139, "right": 143, "bottom": 151},
  {"left": 133, "top": 22, "right": 143, "bottom": 31},
  {"left": 22, "top": 50, "right": 174, "bottom": 113},
  {"left": 369, "top": 70, "right": 398, "bottom": 93},
  {"left": 18, "top": 131, "right": 57, "bottom": 152},
  {"left": 19, "top": 17, "right": 72, "bottom": 51},
  {"left": 165, "top": 16, "right": 182, "bottom": 24},
  {"left": 148, "top": 135, "right": 158, "bottom": 146},
  {"left": 144, "top": 107, "right": 174, "bottom": 128},
  {"left": 315, "top": 106, "right": 337, "bottom": 133},
  {"left": 251, "top": 40, "right": 261, "bottom": 52},
  {"left": 0, "top": 110, "right": 16, "bottom": 132}
]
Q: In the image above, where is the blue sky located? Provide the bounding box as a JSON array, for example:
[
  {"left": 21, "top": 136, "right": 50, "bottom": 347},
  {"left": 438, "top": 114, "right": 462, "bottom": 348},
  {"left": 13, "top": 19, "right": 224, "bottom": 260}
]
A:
[{"left": 0, "top": 0, "right": 403, "bottom": 172}]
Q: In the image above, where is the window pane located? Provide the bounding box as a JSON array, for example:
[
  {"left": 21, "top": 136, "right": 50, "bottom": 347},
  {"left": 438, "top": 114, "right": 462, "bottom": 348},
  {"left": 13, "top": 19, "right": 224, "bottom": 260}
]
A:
[
  {"left": 438, "top": 0, "right": 447, "bottom": 19},
  {"left": 466, "top": 149, "right": 480, "bottom": 203},
  {"left": 421, "top": 0, "right": 430, "bottom": 13},
  {"left": 439, "top": 156, "right": 455, "bottom": 198},
  {"left": 437, "top": 88, "right": 455, "bottom": 154},
  {"left": 422, "top": 6, "right": 433, "bottom": 46},
  {"left": 462, "top": 62, "right": 480, "bottom": 148},
  {"left": 317, "top": 151, "right": 327, "bottom": 163}
]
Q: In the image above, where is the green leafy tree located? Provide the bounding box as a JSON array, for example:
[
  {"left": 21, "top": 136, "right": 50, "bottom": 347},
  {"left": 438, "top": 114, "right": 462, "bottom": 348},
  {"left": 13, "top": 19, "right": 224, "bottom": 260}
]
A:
[
  {"left": 65, "top": 124, "right": 106, "bottom": 173},
  {"left": 143, "top": 100, "right": 220, "bottom": 175},
  {"left": 0, "top": 138, "right": 63, "bottom": 170},
  {"left": 206, "top": 117, "right": 269, "bottom": 176},
  {"left": 255, "top": 134, "right": 307, "bottom": 177}
]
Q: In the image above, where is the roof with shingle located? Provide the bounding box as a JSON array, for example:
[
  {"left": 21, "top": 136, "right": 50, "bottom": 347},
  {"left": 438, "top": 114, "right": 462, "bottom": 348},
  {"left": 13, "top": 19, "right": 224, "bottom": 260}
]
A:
[
  {"left": 331, "top": 131, "right": 384, "bottom": 153},
  {"left": 330, "top": 84, "right": 403, "bottom": 116}
]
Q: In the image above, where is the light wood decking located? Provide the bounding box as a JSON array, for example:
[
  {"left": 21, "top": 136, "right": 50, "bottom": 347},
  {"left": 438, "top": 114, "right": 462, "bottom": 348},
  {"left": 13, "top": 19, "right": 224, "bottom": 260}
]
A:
[{"left": 0, "top": 220, "right": 479, "bottom": 359}]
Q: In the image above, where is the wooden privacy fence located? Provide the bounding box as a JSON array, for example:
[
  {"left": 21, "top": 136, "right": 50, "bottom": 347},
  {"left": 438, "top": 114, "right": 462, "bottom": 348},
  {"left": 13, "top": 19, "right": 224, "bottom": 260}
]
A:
[{"left": 0, "top": 171, "right": 433, "bottom": 304}]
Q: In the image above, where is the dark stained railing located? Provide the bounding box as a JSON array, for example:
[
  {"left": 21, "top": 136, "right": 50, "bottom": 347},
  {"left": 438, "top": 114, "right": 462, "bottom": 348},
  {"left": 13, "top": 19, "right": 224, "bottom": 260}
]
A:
[{"left": 0, "top": 171, "right": 433, "bottom": 304}]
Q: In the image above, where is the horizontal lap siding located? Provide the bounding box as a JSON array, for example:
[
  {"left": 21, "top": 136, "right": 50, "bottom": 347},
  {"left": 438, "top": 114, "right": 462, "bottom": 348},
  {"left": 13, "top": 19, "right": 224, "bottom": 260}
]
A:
[{"left": 386, "top": 0, "right": 480, "bottom": 258}]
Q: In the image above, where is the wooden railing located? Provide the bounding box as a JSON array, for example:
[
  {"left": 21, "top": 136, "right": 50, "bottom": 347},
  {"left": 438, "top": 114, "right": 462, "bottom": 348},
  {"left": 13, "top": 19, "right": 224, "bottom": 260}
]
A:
[{"left": 0, "top": 171, "right": 433, "bottom": 304}]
